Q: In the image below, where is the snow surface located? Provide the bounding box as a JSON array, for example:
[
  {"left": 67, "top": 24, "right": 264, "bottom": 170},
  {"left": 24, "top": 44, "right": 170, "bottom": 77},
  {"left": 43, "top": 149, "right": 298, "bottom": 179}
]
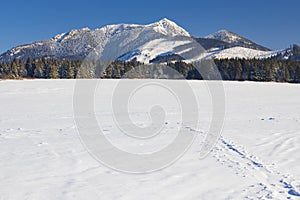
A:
[
  {"left": 0, "top": 80, "right": 300, "bottom": 199},
  {"left": 204, "top": 47, "right": 282, "bottom": 60}
]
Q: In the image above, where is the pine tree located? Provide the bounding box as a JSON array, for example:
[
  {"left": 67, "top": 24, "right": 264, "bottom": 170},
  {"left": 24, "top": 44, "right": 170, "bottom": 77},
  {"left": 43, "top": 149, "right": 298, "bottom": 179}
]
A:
[
  {"left": 284, "top": 63, "right": 290, "bottom": 82},
  {"left": 11, "top": 58, "right": 19, "bottom": 78},
  {"left": 18, "top": 61, "right": 27, "bottom": 78},
  {"left": 295, "top": 66, "right": 300, "bottom": 83},
  {"left": 34, "top": 60, "right": 43, "bottom": 78},
  {"left": 66, "top": 62, "right": 74, "bottom": 79},
  {"left": 25, "top": 58, "right": 34, "bottom": 78},
  {"left": 49, "top": 64, "right": 59, "bottom": 79},
  {"left": 235, "top": 60, "right": 242, "bottom": 80}
]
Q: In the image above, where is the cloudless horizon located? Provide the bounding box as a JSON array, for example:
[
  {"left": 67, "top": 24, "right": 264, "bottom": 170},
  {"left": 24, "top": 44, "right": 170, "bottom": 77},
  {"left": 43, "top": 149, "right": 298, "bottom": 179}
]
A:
[{"left": 1, "top": 0, "right": 299, "bottom": 53}]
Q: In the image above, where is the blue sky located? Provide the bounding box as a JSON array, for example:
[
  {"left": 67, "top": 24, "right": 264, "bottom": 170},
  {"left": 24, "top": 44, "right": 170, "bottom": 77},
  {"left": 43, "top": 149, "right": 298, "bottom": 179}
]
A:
[{"left": 0, "top": 0, "right": 299, "bottom": 53}]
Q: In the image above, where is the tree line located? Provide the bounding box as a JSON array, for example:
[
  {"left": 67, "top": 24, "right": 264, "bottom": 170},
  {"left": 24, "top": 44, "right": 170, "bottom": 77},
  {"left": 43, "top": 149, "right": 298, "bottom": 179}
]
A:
[{"left": 1, "top": 57, "right": 300, "bottom": 83}]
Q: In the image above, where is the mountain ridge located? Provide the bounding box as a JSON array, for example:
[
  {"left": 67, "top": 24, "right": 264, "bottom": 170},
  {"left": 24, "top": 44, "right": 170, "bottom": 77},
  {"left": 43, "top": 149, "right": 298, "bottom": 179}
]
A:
[
  {"left": 0, "top": 18, "right": 191, "bottom": 63},
  {"left": 0, "top": 18, "right": 293, "bottom": 63}
]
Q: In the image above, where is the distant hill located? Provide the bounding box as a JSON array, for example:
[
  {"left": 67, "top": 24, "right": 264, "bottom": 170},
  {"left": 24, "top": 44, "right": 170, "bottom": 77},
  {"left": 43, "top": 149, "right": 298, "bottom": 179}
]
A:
[{"left": 205, "top": 29, "right": 271, "bottom": 51}]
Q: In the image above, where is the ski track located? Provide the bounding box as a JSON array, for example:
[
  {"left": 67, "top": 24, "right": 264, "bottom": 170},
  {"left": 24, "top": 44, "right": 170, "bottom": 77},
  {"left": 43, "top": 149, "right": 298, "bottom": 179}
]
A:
[{"left": 211, "top": 135, "right": 300, "bottom": 199}]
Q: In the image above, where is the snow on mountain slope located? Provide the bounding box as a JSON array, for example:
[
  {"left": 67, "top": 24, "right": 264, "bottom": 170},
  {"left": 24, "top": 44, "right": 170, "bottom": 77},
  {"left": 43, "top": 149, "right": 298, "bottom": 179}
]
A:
[
  {"left": 101, "top": 27, "right": 278, "bottom": 63},
  {"left": 119, "top": 44, "right": 282, "bottom": 64},
  {"left": 0, "top": 18, "right": 190, "bottom": 62},
  {"left": 205, "top": 30, "right": 271, "bottom": 51},
  {"left": 149, "top": 18, "right": 190, "bottom": 37},
  {"left": 117, "top": 38, "right": 194, "bottom": 63},
  {"left": 205, "top": 47, "right": 283, "bottom": 60}
]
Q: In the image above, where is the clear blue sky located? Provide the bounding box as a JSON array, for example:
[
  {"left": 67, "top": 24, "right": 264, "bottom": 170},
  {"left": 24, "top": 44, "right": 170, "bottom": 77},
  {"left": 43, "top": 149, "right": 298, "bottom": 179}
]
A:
[{"left": 1, "top": 0, "right": 299, "bottom": 53}]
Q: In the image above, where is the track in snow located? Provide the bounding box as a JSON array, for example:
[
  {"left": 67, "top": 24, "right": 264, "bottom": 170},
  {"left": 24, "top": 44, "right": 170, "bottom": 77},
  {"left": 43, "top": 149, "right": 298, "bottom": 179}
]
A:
[{"left": 210, "top": 135, "right": 300, "bottom": 199}]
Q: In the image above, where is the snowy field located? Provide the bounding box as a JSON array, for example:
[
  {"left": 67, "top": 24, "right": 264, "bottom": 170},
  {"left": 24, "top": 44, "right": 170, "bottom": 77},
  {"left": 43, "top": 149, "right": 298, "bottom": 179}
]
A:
[{"left": 0, "top": 79, "right": 300, "bottom": 199}]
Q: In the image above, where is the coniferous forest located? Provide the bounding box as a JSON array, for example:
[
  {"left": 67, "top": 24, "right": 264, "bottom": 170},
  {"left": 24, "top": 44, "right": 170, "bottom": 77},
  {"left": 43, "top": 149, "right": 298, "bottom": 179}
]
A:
[{"left": 1, "top": 57, "right": 300, "bottom": 83}]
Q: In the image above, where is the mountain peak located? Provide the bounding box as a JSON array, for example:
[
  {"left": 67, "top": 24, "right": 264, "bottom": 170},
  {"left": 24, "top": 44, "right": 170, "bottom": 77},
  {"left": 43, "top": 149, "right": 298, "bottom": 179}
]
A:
[
  {"left": 215, "top": 29, "right": 232, "bottom": 34},
  {"left": 157, "top": 18, "right": 174, "bottom": 24},
  {"left": 150, "top": 18, "right": 190, "bottom": 37},
  {"left": 205, "top": 29, "right": 242, "bottom": 43}
]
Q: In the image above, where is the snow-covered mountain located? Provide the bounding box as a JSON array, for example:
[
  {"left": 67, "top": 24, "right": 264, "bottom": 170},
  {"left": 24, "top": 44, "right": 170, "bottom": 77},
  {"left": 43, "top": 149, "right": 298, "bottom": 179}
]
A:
[
  {"left": 205, "top": 30, "right": 271, "bottom": 51},
  {"left": 0, "top": 18, "right": 288, "bottom": 63},
  {"left": 0, "top": 18, "right": 191, "bottom": 63}
]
